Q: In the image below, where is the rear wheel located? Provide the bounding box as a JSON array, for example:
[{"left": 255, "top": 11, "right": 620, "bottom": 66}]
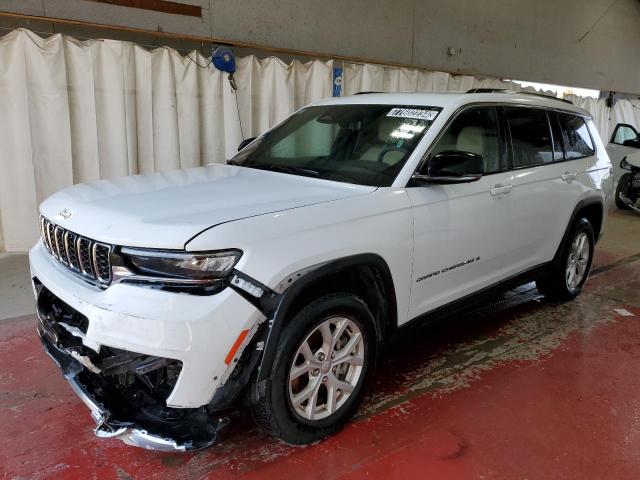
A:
[
  {"left": 536, "top": 218, "right": 594, "bottom": 301},
  {"left": 248, "top": 293, "right": 376, "bottom": 444}
]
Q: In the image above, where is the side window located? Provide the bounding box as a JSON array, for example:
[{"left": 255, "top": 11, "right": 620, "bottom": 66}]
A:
[
  {"left": 430, "top": 106, "right": 503, "bottom": 174},
  {"left": 504, "top": 107, "right": 554, "bottom": 168},
  {"left": 611, "top": 124, "right": 639, "bottom": 145},
  {"left": 558, "top": 113, "right": 595, "bottom": 159}
]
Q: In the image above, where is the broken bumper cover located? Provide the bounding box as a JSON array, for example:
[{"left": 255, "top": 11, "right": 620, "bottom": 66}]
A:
[
  {"left": 37, "top": 323, "right": 223, "bottom": 452},
  {"left": 29, "top": 240, "right": 263, "bottom": 409},
  {"left": 68, "top": 369, "right": 196, "bottom": 452},
  {"left": 619, "top": 192, "right": 640, "bottom": 213}
]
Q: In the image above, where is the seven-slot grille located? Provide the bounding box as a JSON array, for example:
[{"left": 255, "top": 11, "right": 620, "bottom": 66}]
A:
[{"left": 40, "top": 216, "right": 113, "bottom": 285}]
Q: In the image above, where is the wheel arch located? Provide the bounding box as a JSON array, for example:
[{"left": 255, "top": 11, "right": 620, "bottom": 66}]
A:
[
  {"left": 554, "top": 197, "right": 604, "bottom": 265},
  {"left": 256, "top": 253, "right": 398, "bottom": 382},
  {"left": 578, "top": 201, "right": 604, "bottom": 243}
]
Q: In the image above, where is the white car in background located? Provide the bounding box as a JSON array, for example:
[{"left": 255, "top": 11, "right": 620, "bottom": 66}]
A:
[
  {"left": 606, "top": 122, "right": 640, "bottom": 180},
  {"left": 31, "top": 90, "right": 613, "bottom": 452}
]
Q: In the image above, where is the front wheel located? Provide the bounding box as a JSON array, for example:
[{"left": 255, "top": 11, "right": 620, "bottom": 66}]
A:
[
  {"left": 248, "top": 293, "right": 376, "bottom": 445},
  {"left": 536, "top": 218, "right": 594, "bottom": 301}
]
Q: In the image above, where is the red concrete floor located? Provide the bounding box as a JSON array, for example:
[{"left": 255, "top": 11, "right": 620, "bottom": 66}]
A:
[{"left": 1, "top": 210, "right": 640, "bottom": 479}]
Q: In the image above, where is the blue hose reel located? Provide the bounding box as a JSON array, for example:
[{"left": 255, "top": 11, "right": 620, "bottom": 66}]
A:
[{"left": 212, "top": 46, "right": 237, "bottom": 90}]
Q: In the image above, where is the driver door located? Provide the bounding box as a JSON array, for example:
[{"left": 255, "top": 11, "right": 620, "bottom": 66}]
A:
[
  {"left": 406, "top": 106, "right": 514, "bottom": 318},
  {"left": 607, "top": 123, "right": 640, "bottom": 181}
]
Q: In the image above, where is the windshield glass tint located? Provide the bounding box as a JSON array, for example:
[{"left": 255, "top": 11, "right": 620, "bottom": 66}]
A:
[{"left": 231, "top": 104, "right": 441, "bottom": 186}]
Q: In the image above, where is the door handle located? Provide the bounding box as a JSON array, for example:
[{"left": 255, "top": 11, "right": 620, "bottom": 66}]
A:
[
  {"left": 561, "top": 172, "right": 577, "bottom": 183},
  {"left": 489, "top": 184, "right": 513, "bottom": 196}
]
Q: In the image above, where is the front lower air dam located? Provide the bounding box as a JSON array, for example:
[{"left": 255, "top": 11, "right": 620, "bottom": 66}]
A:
[{"left": 35, "top": 283, "right": 227, "bottom": 452}]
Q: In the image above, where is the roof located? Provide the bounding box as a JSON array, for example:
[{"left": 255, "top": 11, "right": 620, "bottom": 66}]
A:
[{"left": 314, "top": 91, "right": 591, "bottom": 117}]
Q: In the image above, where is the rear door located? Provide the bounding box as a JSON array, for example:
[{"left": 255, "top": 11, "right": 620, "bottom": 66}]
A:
[
  {"left": 503, "top": 107, "right": 594, "bottom": 275},
  {"left": 606, "top": 123, "right": 640, "bottom": 181}
]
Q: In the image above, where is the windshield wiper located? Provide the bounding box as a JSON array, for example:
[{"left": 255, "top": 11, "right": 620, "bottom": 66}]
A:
[{"left": 247, "top": 164, "right": 321, "bottom": 178}]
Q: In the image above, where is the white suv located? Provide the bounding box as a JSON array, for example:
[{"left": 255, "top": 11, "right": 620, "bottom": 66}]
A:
[{"left": 31, "top": 90, "right": 613, "bottom": 451}]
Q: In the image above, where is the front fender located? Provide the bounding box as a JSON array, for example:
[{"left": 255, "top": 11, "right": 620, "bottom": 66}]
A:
[{"left": 253, "top": 253, "right": 397, "bottom": 382}]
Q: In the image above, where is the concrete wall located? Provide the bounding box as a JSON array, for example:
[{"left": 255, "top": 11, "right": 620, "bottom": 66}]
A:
[{"left": 1, "top": 0, "right": 640, "bottom": 93}]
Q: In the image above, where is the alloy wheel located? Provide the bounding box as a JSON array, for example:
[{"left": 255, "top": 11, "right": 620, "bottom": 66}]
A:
[
  {"left": 566, "top": 232, "right": 590, "bottom": 289},
  {"left": 288, "top": 316, "right": 365, "bottom": 421}
]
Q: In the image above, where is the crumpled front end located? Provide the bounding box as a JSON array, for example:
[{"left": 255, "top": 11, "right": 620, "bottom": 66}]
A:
[{"left": 35, "top": 283, "right": 226, "bottom": 451}]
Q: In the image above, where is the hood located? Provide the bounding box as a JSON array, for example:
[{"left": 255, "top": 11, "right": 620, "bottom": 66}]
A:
[{"left": 40, "top": 164, "right": 375, "bottom": 249}]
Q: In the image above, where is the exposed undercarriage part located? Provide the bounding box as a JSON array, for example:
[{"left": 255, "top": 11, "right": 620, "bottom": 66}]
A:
[
  {"left": 35, "top": 284, "right": 227, "bottom": 451},
  {"left": 616, "top": 170, "right": 640, "bottom": 212},
  {"left": 619, "top": 192, "right": 640, "bottom": 212}
]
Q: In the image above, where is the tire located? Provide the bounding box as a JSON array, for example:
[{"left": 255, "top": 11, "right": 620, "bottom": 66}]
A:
[
  {"left": 536, "top": 218, "right": 594, "bottom": 301},
  {"left": 248, "top": 293, "right": 377, "bottom": 445},
  {"left": 615, "top": 173, "right": 633, "bottom": 210}
]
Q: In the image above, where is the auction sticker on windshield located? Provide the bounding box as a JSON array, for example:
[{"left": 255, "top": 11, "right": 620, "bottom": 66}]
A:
[{"left": 386, "top": 108, "right": 439, "bottom": 121}]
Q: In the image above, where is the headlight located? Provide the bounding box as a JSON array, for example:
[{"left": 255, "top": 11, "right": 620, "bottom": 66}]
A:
[
  {"left": 111, "top": 248, "right": 242, "bottom": 295},
  {"left": 119, "top": 248, "right": 242, "bottom": 283}
]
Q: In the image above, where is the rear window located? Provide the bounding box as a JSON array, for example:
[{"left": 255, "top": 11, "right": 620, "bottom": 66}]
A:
[
  {"left": 557, "top": 113, "right": 595, "bottom": 159},
  {"left": 504, "top": 107, "right": 554, "bottom": 168}
]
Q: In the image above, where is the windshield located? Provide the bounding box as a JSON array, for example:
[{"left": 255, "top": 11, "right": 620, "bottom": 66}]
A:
[{"left": 230, "top": 104, "right": 441, "bottom": 186}]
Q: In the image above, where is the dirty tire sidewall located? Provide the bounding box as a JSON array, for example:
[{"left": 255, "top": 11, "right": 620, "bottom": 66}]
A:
[
  {"left": 537, "top": 217, "right": 595, "bottom": 301},
  {"left": 255, "top": 293, "right": 376, "bottom": 445}
]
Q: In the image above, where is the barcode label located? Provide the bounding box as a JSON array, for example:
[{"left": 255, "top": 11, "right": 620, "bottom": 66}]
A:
[{"left": 387, "top": 108, "right": 439, "bottom": 121}]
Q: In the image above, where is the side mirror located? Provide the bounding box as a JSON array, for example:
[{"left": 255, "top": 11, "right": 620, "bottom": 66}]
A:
[
  {"left": 238, "top": 137, "right": 257, "bottom": 152},
  {"left": 622, "top": 138, "right": 640, "bottom": 148},
  {"left": 412, "top": 150, "right": 484, "bottom": 185}
]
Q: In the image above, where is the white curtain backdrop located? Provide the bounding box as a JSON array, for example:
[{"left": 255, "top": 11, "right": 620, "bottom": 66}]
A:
[
  {"left": 567, "top": 94, "right": 640, "bottom": 143},
  {"left": 0, "top": 30, "right": 334, "bottom": 251},
  {"left": 1, "top": 29, "right": 639, "bottom": 251}
]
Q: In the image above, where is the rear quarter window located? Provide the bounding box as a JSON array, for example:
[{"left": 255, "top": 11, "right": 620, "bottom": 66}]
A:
[{"left": 558, "top": 113, "right": 595, "bottom": 159}]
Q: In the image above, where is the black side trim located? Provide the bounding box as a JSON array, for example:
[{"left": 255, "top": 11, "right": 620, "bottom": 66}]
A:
[
  {"left": 208, "top": 323, "right": 268, "bottom": 411},
  {"left": 554, "top": 197, "right": 604, "bottom": 262},
  {"left": 256, "top": 253, "right": 397, "bottom": 382},
  {"left": 207, "top": 273, "right": 277, "bottom": 408},
  {"left": 401, "top": 263, "right": 550, "bottom": 329},
  {"left": 228, "top": 269, "right": 278, "bottom": 314}
]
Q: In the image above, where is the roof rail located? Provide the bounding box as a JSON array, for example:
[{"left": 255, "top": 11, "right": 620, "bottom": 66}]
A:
[
  {"left": 466, "top": 88, "right": 510, "bottom": 94},
  {"left": 466, "top": 88, "right": 573, "bottom": 105},
  {"left": 354, "top": 91, "right": 383, "bottom": 95}
]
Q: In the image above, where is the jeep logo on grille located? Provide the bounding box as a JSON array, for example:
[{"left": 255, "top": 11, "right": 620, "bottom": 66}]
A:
[{"left": 58, "top": 209, "right": 72, "bottom": 220}]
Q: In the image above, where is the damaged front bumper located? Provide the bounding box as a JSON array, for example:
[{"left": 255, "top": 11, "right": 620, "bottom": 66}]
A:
[
  {"left": 619, "top": 192, "right": 640, "bottom": 213},
  {"left": 36, "top": 286, "right": 227, "bottom": 452}
]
